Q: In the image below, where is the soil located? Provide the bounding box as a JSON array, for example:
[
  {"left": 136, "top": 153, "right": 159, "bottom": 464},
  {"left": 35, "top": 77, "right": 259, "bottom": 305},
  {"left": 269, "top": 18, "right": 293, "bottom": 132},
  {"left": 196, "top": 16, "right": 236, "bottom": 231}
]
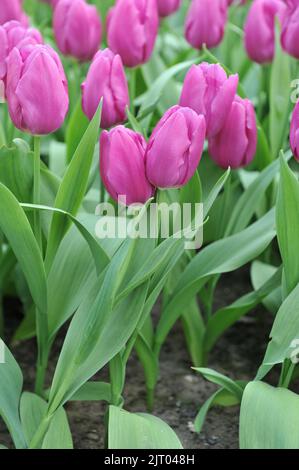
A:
[{"left": 0, "top": 267, "right": 277, "bottom": 450}]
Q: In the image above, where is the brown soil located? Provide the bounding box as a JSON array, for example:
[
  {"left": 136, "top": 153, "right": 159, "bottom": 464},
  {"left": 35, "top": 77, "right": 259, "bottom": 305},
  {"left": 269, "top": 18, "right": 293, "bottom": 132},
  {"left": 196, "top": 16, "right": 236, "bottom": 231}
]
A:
[{"left": 0, "top": 267, "right": 276, "bottom": 449}]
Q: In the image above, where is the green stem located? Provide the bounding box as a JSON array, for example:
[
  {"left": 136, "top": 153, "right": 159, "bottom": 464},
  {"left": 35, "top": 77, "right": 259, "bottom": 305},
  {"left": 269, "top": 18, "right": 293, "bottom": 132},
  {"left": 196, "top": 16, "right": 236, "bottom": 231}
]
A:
[
  {"left": 218, "top": 173, "right": 232, "bottom": 239},
  {"left": 70, "top": 58, "right": 80, "bottom": 113},
  {"left": 34, "top": 342, "right": 50, "bottom": 397},
  {"left": 100, "top": 176, "right": 105, "bottom": 204},
  {"left": 29, "top": 414, "right": 52, "bottom": 449},
  {"left": 33, "top": 136, "right": 42, "bottom": 250},
  {"left": 279, "top": 360, "right": 295, "bottom": 389},
  {"left": 33, "top": 135, "right": 45, "bottom": 396},
  {"left": 109, "top": 354, "right": 125, "bottom": 407},
  {"left": 129, "top": 67, "right": 137, "bottom": 115}
]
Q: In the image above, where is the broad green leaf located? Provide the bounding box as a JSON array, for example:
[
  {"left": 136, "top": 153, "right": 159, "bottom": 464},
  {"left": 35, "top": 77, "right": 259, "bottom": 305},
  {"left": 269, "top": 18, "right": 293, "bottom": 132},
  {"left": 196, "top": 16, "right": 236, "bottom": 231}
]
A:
[
  {"left": 108, "top": 406, "right": 183, "bottom": 449},
  {"left": 255, "top": 125, "right": 273, "bottom": 170},
  {"left": 49, "top": 282, "right": 148, "bottom": 413},
  {"left": 22, "top": 203, "right": 110, "bottom": 276},
  {"left": 181, "top": 298, "right": 205, "bottom": 367},
  {"left": 203, "top": 169, "right": 230, "bottom": 218},
  {"left": 66, "top": 98, "right": 89, "bottom": 164},
  {"left": 226, "top": 157, "right": 282, "bottom": 235},
  {"left": 20, "top": 392, "right": 46, "bottom": 446},
  {"left": 42, "top": 407, "right": 73, "bottom": 449},
  {"left": 194, "top": 388, "right": 241, "bottom": 434},
  {"left": 269, "top": 24, "right": 291, "bottom": 158},
  {"left": 20, "top": 392, "right": 73, "bottom": 449},
  {"left": 276, "top": 155, "right": 299, "bottom": 296},
  {"left": 194, "top": 368, "right": 244, "bottom": 400},
  {"left": 0, "top": 342, "right": 26, "bottom": 449},
  {"left": 0, "top": 139, "right": 32, "bottom": 202},
  {"left": 48, "top": 238, "right": 144, "bottom": 411},
  {"left": 250, "top": 261, "right": 281, "bottom": 314},
  {"left": 47, "top": 225, "right": 97, "bottom": 338},
  {"left": 156, "top": 209, "right": 276, "bottom": 347},
  {"left": 0, "top": 184, "right": 47, "bottom": 317},
  {"left": 69, "top": 382, "right": 111, "bottom": 402},
  {"left": 48, "top": 141, "right": 66, "bottom": 177},
  {"left": 0, "top": 248, "right": 16, "bottom": 292},
  {"left": 240, "top": 381, "right": 299, "bottom": 449},
  {"left": 180, "top": 169, "right": 202, "bottom": 206},
  {"left": 45, "top": 101, "right": 102, "bottom": 271},
  {"left": 262, "top": 282, "right": 299, "bottom": 366},
  {"left": 118, "top": 236, "right": 182, "bottom": 302}
]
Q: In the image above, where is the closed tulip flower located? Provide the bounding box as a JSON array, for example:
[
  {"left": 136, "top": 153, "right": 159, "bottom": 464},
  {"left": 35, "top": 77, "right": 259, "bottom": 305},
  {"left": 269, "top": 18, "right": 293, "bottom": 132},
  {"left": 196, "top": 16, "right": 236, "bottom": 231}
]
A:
[
  {"left": 244, "top": 0, "right": 285, "bottom": 64},
  {"left": 179, "top": 62, "right": 238, "bottom": 138},
  {"left": 53, "top": 0, "right": 102, "bottom": 62},
  {"left": 281, "top": 0, "right": 299, "bottom": 59},
  {"left": 290, "top": 101, "right": 299, "bottom": 161},
  {"left": 6, "top": 44, "right": 69, "bottom": 135},
  {"left": 100, "top": 126, "right": 154, "bottom": 205},
  {"left": 145, "top": 106, "right": 206, "bottom": 189},
  {"left": 208, "top": 96, "right": 257, "bottom": 168},
  {"left": 0, "top": 21, "right": 43, "bottom": 90},
  {"left": 107, "top": 0, "right": 159, "bottom": 67},
  {"left": 82, "top": 49, "right": 129, "bottom": 129},
  {"left": 157, "top": 0, "right": 181, "bottom": 17},
  {"left": 185, "top": 0, "right": 228, "bottom": 50},
  {"left": 0, "top": 0, "right": 28, "bottom": 26}
]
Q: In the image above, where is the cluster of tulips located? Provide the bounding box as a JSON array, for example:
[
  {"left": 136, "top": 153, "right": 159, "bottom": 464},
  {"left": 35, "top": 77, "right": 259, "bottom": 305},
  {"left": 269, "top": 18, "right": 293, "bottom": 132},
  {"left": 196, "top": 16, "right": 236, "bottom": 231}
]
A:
[
  {"left": 0, "top": 0, "right": 260, "bottom": 208},
  {"left": 245, "top": 0, "right": 299, "bottom": 64},
  {"left": 3, "top": 0, "right": 299, "bottom": 452}
]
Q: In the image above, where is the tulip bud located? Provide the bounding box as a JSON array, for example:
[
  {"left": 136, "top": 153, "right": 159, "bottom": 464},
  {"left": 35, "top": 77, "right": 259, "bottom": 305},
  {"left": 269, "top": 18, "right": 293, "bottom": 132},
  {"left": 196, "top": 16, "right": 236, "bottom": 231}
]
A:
[
  {"left": 107, "top": 0, "right": 159, "bottom": 68},
  {"left": 185, "top": 0, "right": 228, "bottom": 50},
  {"left": 290, "top": 100, "right": 299, "bottom": 161},
  {"left": 244, "top": 0, "right": 285, "bottom": 64},
  {"left": 53, "top": 0, "right": 102, "bottom": 62},
  {"left": 6, "top": 44, "right": 69, "bottom": 135},
  {"left": 0, "top": 0, "right": 28, "bottom": 26},
  {"left": 82, "top": 49, "right": 129, "bottom": 129},
  {"left": 157, "top": 0, "right": 181, "bottom": 17},
  {"left": 0, "top": 21, "right": 43, "bottom": 91},
  {"left": 281, "top": 0, "right": 299, "bottom": 59},
  {"left": 145, "top": 106, "right": 206, "bottom": 189},
  {"left": 179, "top": 62, "right": 238, "bottom": 138},
  {"left": 208, "top": 96, "right": 257, "bottom": 169},
  {"left": 100, "top": 126, "right": 154, "bottom": 205}
]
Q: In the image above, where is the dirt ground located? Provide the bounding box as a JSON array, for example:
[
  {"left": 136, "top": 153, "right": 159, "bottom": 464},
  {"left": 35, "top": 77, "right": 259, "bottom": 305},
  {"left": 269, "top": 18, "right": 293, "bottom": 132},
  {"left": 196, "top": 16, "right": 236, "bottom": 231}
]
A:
[{"left": 0, "top": 267, "right": 277, "bottom": 449}]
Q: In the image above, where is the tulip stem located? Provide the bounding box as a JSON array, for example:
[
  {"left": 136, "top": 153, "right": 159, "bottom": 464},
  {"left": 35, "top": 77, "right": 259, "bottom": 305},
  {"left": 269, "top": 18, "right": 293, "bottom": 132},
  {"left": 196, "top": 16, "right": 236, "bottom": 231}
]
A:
[
  {"left": 129, "top": 67, "right": 137, "bottom": 115},
  {"left": 33, "top": 135, "right": 42, "bottom": 250}
]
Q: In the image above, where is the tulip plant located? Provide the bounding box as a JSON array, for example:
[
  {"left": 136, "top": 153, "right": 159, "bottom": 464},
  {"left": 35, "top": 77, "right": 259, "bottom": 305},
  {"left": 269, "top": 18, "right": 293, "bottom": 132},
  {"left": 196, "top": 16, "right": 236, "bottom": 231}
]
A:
[{"left": 1, "top": 0, "right": 299, "bottom": 452}]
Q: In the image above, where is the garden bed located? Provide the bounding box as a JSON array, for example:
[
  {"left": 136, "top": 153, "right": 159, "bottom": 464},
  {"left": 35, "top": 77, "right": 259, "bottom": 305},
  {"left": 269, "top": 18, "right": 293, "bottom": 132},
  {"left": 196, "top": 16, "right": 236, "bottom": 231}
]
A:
[{"left": 0, "top": 267, "right": 274, "bottom": 449}]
